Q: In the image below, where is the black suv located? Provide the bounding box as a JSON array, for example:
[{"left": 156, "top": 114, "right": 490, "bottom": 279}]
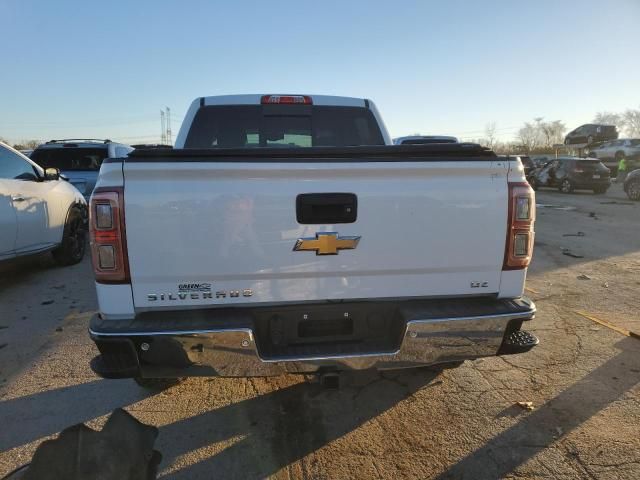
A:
[
  {"left": 564, "top": 124, "right": 618, "bottom": 146},
  {"left": 529, "top": 157, "right": 610, "bottom": 194}
]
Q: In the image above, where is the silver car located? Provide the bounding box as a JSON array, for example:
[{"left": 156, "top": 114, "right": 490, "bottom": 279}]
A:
[{"left": 589, "top": 139, "right": 640, "bottom": 172}]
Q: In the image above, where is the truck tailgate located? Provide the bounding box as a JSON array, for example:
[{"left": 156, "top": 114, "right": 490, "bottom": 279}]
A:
[{"left": 123, "top": 160, "right": 509, "bottom": 309}]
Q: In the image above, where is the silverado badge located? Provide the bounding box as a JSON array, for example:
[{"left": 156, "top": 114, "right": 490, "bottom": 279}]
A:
[{"left": 293, "top": 232, "right": 361, "bottom": 255}]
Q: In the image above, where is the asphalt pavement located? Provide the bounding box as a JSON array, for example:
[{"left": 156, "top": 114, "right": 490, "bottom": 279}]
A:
[{"left": 1, "top": 184, "right": 639, "bottom": 479}]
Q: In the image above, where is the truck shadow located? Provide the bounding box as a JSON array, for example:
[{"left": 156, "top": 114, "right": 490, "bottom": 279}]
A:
[
  {"left": 157, "top": 368, "right": 442, "bottom": 479},
  {"left": 2, "top": 337, "right": 637, "bottom": 479},
  {"left": 158, "top": 337, "right": 640, "bottom": 479}
]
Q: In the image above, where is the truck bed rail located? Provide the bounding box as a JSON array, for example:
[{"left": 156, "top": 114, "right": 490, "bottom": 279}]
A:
[{"left": 123, "top": 143, "right": 496, "bottom": 162}]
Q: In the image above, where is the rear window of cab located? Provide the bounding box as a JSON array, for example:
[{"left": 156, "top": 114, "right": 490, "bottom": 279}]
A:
[{"left": 185, "top": 105, "right": 384, "bottom": 148}]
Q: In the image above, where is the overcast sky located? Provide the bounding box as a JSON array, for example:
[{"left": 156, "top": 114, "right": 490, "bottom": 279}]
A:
[{"left": 1, "top": 0, "right": 639, "bottom": 145}]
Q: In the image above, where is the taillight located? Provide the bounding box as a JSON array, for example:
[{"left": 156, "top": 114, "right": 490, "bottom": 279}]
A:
[
  {"left": 503, "top": 182, "right": 535, "bottom": 270},
  {"left": 89, "top": 188, "right": 130, "bottom": 283},
  {"left": 261, "top": 95, "right": 312, "bottom": 105}
]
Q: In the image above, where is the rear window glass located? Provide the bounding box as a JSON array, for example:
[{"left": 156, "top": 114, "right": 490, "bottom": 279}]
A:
[
  {"left": 31, "top": 147, "right": 108, "bottom": 171},
  {"left": 184, "top": 105, "right": 384, "bottom": 148}
]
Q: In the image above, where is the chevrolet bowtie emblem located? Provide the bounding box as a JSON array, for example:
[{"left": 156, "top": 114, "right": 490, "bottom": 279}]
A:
[{"left": 293, "top": 232, "right": 361, "bottom": 255}]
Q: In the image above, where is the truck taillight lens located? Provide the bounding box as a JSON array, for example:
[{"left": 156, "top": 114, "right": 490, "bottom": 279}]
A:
[
  {"left": 504, "top": 182, "right": 535, "bottom": 270},
  {"left": 89, "top": 188, "right": 130, "bottom": 283}
]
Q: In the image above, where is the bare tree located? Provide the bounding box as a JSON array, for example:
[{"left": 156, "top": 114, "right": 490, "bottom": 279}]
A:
[
  {"left": 516, "top": 118, "right": 566, "bottom": 153},
  {"left": 623, "top": 107, "right": 640, "bottom": 137},
  {"left": 537, "top": 118, "right": 554, "bottom": 148},
  {"left": 12, "top": 139, "right": 42, "bottom": 150},
  {"left": 23, "top": 139, "right": 42, "bottom": 149},
  {"left": 517, "top": 122, "right": 539, "bottom": 153},
  {"left": 546, "top": 120, "right": 566, "bottom": 146},
  {"left": 593, "top": 111, "right": 626, "bottom": 133},
  {"left": 484, "top": 122, "right": 497, "bottom": 149}
]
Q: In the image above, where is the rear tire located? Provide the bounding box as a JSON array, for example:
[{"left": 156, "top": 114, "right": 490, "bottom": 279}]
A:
[
  {"left": 627, "top": 179, "right": 640, "bottom": 201},
  {"left": 559, "top": 179, "right": 574, "bottom": 193},
  {"left": 593, "top": 186, "right": 608, "bottom": 194},
  {"left": 52, "top": 207, "right": 86, "bottom": 266},
  {"left": 134, "top": 377, "right": 184, "bottom": 390}
]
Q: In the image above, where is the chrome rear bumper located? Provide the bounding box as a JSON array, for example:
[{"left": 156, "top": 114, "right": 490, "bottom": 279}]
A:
[{"left": 89, "top": 297, "right": 536, "bottom": 378}]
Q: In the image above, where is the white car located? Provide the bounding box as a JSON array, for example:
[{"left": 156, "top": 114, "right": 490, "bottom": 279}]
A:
[
  {"left": 589, "top": 138, "right": 640, "bottom": 172},
  {"left": 0, "top": 142, "right": 87, "bottom": 265}
]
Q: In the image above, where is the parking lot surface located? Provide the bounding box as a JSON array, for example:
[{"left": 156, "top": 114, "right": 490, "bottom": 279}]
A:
[{"left": 1, "top": 186, "right": 639, "bottom": 479}]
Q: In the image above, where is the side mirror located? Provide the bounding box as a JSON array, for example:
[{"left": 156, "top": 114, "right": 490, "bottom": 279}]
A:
[{"left": 44, "top": 167, "right": 60, "bottom": 181}]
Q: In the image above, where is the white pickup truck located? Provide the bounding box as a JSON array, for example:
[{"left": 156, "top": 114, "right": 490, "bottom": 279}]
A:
[{"left": 88, "top": 94, "right": 537, "bottom": 387}]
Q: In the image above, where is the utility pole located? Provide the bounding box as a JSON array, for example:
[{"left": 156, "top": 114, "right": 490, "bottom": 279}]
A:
[
  {"left": 160, "top": 110, "right": 166, "bottom": 144},
  {"left": 166, "top": 107, "right": 172, "bottom": 145}
]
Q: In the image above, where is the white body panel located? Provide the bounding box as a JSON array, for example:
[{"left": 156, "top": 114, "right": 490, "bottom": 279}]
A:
[
  {"left": 0, "top": 143, "right": 86, "bottom": 260},
  {"left": 498, "top": 269, "right": 526, "bottom": 298},
  {"left": 121, "top": 160, "right": 512, "bottom": 311},
  {"left": 95, "top": 283, "right": 135, "bottom": 319},
  {"left": 0, "top": 179, "right": 18, "bottom": 255},
  {"left": 11, "top": 178, "right": 64, "bottom": 251}
]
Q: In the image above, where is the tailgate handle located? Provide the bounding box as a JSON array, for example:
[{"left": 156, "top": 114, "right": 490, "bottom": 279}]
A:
[{"left": 296, "top": 193, "right": 357, "bottom": 224}]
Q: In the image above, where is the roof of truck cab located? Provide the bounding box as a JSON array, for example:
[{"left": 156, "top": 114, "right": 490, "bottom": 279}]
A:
[{"left": 202, "top": 94, "right": 367, "bottom": 107}]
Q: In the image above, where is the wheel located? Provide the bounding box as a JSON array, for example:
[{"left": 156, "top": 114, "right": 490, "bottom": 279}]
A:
[
  {"left": 52, "top": 207, "right": 87, "bottom": 265},
  {"left": 627, "top": 179, "right": 640, "bottom": 201},
  {"left": 593, "top": 186, "right": 608, "bottom": 194},
  {"left": 134, "top": 377, "right": 184, "bottom": 390},
  {"left": 559, "top": 179, "right": 574, "bottom": 193},
  {"left": 587, "top": 135, "right": 594, "bottom": 145}
]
